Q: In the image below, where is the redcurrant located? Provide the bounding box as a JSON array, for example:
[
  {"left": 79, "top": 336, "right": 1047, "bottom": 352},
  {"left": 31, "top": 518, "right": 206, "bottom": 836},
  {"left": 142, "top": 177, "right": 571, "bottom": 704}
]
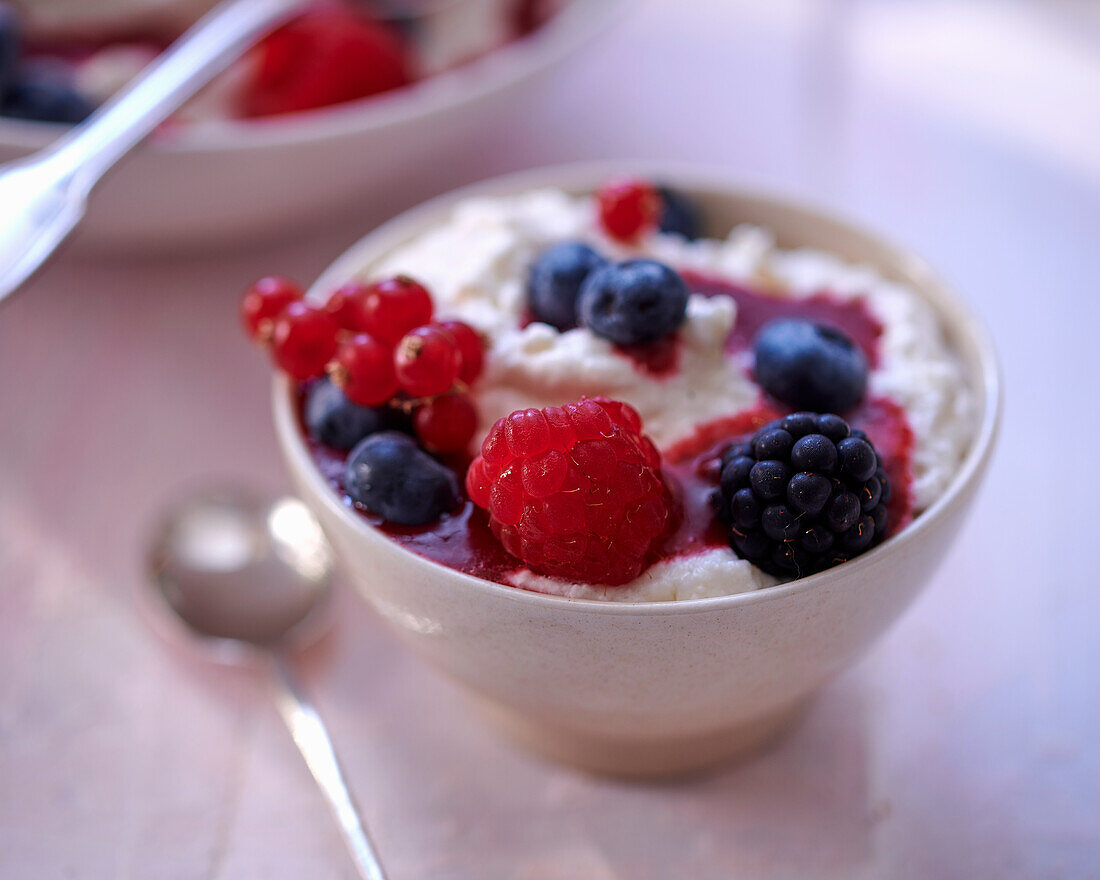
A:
[
  {"left": 359, "top": 276, "right": 433, "bottom": 345},
  {"left": 436, "top": 319, "right": 485, "bottom": 384},
  {"left": 394, "top": 325, "right": 461, "bottom": 398},
  {"left": 270, "top": 301, "right": 339, "bottom": 380},
  {"left": 241, "top": 276, "right": 302, "bottom": 343},
  {"left": 330, "top": 333, "right": 399, "bottom": 406},
  {"left": 324, "top": 281, "right": 370, "bottom": 331},
  {"left": 414, "top": 391, "right": 478, "bottom": 453},
  {"left": 596, "top": 178, "right": 660, "bottom": 243}
]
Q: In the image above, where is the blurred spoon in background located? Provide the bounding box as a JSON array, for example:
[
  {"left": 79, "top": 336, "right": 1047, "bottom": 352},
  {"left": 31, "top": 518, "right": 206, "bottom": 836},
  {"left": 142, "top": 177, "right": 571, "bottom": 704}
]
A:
[{"left": 147, "top": 488, "right": 389, "bottom": 880}]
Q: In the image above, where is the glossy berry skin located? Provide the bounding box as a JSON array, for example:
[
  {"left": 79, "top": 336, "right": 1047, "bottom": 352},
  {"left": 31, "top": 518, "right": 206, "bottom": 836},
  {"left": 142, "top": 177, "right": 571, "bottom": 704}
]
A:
[
  {"left": 394, "top": 325, "right": 461, "bottom": 398},
  {"left": 358, "top": 276, "right": 433, "bottom": 345},
  {"left": 578, "top": 259, "right": 689, "bottom": 346},
  {"left": 435, "top": 320, "right": 485, "bottom": 384},
  {"left": 270, "top": 301, "right": 339, "bottom": 380},
  {"left": 344, "top": 432, "right": 460, "bottom": 526},
  {"left": 596, "top": 178, "right": 661, "bottom": 242},
  {"left": 753, "top": 319, "right": 868, "bottom": 413},
  {"left": 241, "top": 276, "right": 303, "bottom": 342},
  {"left": 526, "top": 242, "right": 608, "bottom": 331},
  {"left": 305, "top": 379, "right": 406, "bottom": 450},
  {"left": 658, "top": 186, "right": 703, "bottom": 240},
  {"left": 714, "top": 412, "right": 890, "bottom": 578},
  {"left": 414, "top": 391, "right": 478, "bottom": 453},
  {"left": 242, "top": 8, "right": 412, "bottom": 118},
  {"left": 466, "top": 397, "right": 671, "bottom": 586},
  {"left": 324, "top": 281, "right": 371, "bottom": 331},
  {"left": 2, "top": 77, "right": 95, "bottom": 123},
  {"left": 330, "top": 333, "right": 399, "bottom": 407}
]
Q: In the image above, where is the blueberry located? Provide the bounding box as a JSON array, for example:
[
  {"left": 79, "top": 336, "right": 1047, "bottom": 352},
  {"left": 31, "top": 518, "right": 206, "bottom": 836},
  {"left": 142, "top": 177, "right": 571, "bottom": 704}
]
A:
[
  {"left": 305, "top": 379, "right": 406, "bottom": 451},
  {"left": 526, "top": 241, "right": 607, "bottom": 331},
  {"left": 2, "top": 76, "right": 94, "bottom": 123},
  {"left": 749, "top": 460, "right": 791, "bottom": 501},
  {"left": 657, "top": 186, "right": 702, "bottom": 240},
  {"left": 344, "top": 432, "right": 460, "bottom": 525},
  {"left": 753, "top": 319, "right": 868, "bottom": 412},
  {"left": 0, "top": 5, "right": 21, "bottom": 97},
  {"left": 578, "top": 259, "right": 689, "bottom": 346},
  {"left": 791, "top": 434, "right": 838, "bottom": 473}
]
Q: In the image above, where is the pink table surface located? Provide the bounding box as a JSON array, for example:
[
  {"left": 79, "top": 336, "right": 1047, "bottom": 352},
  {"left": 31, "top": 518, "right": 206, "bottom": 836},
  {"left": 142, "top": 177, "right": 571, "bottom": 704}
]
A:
[{"left": 2, "top": 2, "right": 1098, "bottom": 877}]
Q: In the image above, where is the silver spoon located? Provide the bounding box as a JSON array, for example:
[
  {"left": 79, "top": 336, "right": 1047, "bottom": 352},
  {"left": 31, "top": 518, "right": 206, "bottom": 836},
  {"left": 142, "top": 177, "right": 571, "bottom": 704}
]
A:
[
  {"left": 147, "top": 488, "right": 389, "bottom": 880},
  {"left": 0, "top": 0, "right": 466, "bottom": 306}
]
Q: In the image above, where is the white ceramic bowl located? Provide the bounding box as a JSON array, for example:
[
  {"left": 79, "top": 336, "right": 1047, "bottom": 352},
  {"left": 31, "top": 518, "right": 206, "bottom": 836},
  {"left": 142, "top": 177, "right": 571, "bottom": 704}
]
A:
[
  {"left": 272, "top": 164, "right": 1001, "bottom": 777},
  {"left": 0, "top": 1, "right": 619, "bottom": 250}
]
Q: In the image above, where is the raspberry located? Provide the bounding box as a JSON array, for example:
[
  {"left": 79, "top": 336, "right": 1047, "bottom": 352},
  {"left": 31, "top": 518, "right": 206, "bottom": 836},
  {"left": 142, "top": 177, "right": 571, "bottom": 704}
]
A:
[
  {"left": 241, "top": 8, "right": 412, "bottom": 118},
  {"left": 596, "top": 177, "right": 661, "bottom": 243},
  {"left": 466, "top": 397, "right": 670, "bottom": 585},
  {"left": 714, "top": 412, "right": 891, "bottom": 577}
]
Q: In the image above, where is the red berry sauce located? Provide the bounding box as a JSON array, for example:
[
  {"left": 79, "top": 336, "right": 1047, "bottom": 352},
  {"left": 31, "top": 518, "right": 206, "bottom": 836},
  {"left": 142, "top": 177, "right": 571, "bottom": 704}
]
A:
[
  {"left": 622, "top": 270, "right": 884, "bottom": 377},
  {"left": 300, "top": 273, "right": 916, "bottom": 588}
]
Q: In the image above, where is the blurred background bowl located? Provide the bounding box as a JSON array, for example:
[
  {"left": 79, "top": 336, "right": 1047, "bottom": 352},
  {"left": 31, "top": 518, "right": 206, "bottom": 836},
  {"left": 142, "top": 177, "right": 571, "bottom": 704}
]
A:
[{"left": 0, "top": 0, "right": 622, "bottom": 252}]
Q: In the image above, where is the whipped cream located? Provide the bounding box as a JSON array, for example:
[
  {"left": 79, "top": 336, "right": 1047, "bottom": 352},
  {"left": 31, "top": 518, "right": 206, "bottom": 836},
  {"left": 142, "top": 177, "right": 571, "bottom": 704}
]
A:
[{"left": 350, "top": 189, "right": 974, "bottom": 602}]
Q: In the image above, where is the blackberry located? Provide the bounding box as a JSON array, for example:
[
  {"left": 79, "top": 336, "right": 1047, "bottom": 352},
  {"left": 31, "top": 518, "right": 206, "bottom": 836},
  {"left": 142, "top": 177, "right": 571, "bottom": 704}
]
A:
[{"left": 714, "top": 412, "right": 890, "bottom": 578}]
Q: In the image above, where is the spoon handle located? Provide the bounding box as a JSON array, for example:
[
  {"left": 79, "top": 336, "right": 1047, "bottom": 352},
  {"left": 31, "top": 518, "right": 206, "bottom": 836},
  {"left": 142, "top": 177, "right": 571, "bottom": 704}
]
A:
[
  {"left": 47, "top": 0, "right": 301, "bottom": 184},
  {"left": 269, "top": 652, "right": 389, "bottom": 880}
]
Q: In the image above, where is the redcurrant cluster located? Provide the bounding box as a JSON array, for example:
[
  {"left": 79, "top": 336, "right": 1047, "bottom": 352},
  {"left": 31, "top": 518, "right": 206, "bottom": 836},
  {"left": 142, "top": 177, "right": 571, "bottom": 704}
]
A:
[{"left": 241, "top": 274, "right": 484, "bottom": 453}]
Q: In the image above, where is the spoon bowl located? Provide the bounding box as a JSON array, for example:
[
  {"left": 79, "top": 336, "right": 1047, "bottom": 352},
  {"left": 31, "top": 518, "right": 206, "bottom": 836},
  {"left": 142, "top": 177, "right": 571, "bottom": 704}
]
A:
[
  {"left": 148, "top": 489, "right": 332, "bottom": 651},
  {"left": 145, "top": 486, "right": 388, "bottom": 880}
]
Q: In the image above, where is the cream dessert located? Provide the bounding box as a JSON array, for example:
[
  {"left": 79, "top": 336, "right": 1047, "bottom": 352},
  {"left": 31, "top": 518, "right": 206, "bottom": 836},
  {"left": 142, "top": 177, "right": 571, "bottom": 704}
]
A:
[{"left": 241, "top": 178, "right": 974, "bottom": 603}]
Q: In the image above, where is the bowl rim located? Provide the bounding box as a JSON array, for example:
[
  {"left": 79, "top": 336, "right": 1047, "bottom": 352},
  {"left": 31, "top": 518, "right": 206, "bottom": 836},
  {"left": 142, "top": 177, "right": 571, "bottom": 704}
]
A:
[
  {"left": 272, "top": 160, "right": 1002, "bottom": 617},
  {"left": 0, "top": 0, "right": 621, "bottom": 155}
]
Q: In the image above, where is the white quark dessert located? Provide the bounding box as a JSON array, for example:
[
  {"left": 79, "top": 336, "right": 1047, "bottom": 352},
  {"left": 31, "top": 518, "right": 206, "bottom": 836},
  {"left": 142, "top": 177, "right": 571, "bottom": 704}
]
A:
[{"left": 342, "top": 188, "right": 974, "bottom": 602}]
